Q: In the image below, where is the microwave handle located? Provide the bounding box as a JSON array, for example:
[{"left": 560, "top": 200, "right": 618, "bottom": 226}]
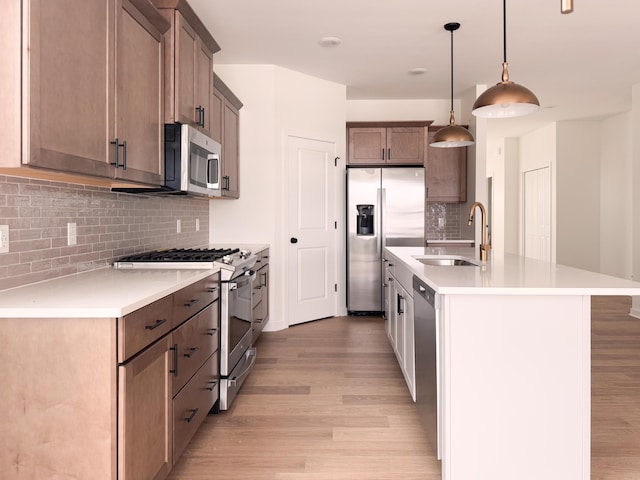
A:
[{"left": 206, "top": 153, "right": 220, "bottom": 189}]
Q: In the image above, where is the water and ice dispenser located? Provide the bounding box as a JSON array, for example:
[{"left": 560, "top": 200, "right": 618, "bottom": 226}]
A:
[{"left": 356, "top": 204, "right": 374, "bottom": 235}]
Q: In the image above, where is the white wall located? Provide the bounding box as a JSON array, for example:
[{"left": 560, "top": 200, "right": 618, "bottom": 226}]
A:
[
  {"left": 210, "top": 64, "right": 346, "bottom": 331},
  {"left": 599, "top": 112, "right": 632, "bottom": 279},
  {"left": 556, "top": 121, "right": 601, "bottom": 272},
  {"left": 632, "top": 83, "right": 640, "bottom": 318},
  {"left": 519, "top": 123, "right": 557, "bottom": 262},
  {"left": 486, "top": 138, "right": 505, "bottom": 255},
  {"left": 347, "top": 99, "right": 452, "bottom": 124}
]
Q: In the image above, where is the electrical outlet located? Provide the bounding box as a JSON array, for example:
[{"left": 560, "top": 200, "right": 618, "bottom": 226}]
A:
[
  {"left": 195, "top": 219, "right": 200, "bottom": 232},
  {"left": 67, "top": 222, "right": 77, "bottom": 246},
  {"left": 176, "top": 219, "right": 181, "bottom": 233},
  {"left": 0, "top": 225, "right": 9, "bottom": 253}
]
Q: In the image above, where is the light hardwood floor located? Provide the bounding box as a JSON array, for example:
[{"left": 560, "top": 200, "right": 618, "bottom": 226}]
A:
[{"left": 168, "top": 296, "right": 640, "bottom": 480}]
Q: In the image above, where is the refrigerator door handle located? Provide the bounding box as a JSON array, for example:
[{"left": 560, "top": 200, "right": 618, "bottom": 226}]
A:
[{"left": 379, "top": 187, "right": 386, "bottom": 255}]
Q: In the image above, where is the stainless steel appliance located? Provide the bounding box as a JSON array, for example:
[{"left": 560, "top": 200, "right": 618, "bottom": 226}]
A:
[
  {"left": 346, "top": 167, "right": 425, "bottom": 313},
  {"left": 113, "top": 124, "right": 222, "bottom": 197},
  {"left": 114, "top": 247, "right": 257, "bottom": 410},
  {"left": 413, "top": 275, "right": 440, "bottom": 462}
]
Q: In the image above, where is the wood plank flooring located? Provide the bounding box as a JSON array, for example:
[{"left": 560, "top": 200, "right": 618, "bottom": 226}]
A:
[{"left": 168, "top": 296, "right": 640, "bottom": 479}]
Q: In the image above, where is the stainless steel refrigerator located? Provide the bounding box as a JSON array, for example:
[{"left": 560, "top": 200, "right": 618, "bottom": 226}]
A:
[{"left": 347, "top": 167, "right": 425, "bottom": 313}]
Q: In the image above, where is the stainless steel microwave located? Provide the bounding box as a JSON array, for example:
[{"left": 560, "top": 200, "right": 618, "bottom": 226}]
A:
[{"left": 164, "top": 123, "right": 222, "bottom": 197}]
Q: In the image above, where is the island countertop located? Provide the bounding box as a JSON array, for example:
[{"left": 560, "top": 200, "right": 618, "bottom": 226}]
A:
[
  {"left": 385, "top": 246, "right": 640, "bottom": 296},
  {"left": 0, "top": 267, "right": 216, "bottom": 318}
]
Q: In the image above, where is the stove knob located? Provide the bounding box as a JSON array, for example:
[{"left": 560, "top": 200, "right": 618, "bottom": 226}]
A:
[
  {"left": 221, "top": 255, "right": 233, "bottom": 265},
  {"left": 239, "top": 249, "right": 251, "bottom": 259}
]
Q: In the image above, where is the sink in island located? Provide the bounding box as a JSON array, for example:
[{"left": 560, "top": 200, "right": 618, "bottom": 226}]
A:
[{"left": 384, "top": 246, "right": 640, "bottom": 480}]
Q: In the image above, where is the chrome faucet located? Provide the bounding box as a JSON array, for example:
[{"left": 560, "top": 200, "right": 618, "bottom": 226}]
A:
[{"left": 467, "top": 201, "right": 490, "bottom": 262}]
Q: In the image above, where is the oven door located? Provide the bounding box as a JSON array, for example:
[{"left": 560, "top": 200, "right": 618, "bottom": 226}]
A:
[{"left": 220, "top": 270, "right": 255, "bottom": 377}]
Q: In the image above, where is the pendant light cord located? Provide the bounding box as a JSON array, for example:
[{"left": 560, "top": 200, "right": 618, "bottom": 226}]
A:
[
  {"left": 502, "top": 0, "right": 507, "bottom": 63},
  {"left": 449, "top": 28, "right": 454, "bottom": 112}
]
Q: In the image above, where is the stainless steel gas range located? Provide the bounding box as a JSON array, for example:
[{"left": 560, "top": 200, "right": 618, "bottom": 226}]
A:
[{"left": 114, "top": 247, "right": 258, "bottom": 410}]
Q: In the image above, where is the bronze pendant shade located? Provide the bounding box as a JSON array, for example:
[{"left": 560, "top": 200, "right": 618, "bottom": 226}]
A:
[
  {"left": 472, "top": 0, "right": 540, "bottom": 118},
  {"left": 430, "top": 22, "right": 474, "bottom": 148}
]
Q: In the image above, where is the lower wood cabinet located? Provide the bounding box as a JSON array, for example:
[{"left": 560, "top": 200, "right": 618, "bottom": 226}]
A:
[
  {"left": 252, "top": 247, "right": 270, "bottom": 343},
  {"left": 119, "top": 335, "right": 173, "bottom": 480},
  {"left": 0, "top": 271, "right": 220, "bottom": 480}
]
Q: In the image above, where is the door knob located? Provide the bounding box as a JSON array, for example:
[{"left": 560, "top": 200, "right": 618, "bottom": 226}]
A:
[{"left": 290, "top": 237, "right": 298, "bottom": 244}]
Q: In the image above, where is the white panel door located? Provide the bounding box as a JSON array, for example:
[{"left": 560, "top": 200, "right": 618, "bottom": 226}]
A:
[
  {"left": 524, "top": 167, "right": 551, "bottom": 261},
  {"left": 287, "top": 136, "right": 337, "bottom": 326}
]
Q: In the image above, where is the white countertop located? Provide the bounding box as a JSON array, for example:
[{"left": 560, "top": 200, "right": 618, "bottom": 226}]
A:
[
  {"left": 0, "top": 267, "right": 217, "bottom": 318},
  {"left": 386, "top": 246, "right": 640, "bottom": 296}
]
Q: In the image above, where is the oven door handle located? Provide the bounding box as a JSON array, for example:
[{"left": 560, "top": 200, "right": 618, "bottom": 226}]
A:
[
  {"left": 228, "top": 348, "right": 257, "bottom": 386},
  {"left": 230, "top": 270, "right": 256, "bottom": 289}
]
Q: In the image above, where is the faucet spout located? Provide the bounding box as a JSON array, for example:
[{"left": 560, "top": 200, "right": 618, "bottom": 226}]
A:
[{"left": 467, "top": 201, "right": 490, "bottom": 261}]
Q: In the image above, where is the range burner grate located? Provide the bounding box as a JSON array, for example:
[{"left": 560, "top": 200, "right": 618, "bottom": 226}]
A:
[{"left": 117, "top": 248, "right": 240, "bottom": 263}]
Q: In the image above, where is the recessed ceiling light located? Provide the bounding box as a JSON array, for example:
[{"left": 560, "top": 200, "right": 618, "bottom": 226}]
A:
[
  {"left": 319, "top": 36, "right": 342, "bottom": 47},
  {"left": 409, "top": 68, "right": 428, "bottom": 75}
]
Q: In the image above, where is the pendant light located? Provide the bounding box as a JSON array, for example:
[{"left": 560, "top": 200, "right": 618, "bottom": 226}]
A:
[
  {"left": 430, "top": 22, "right": 475, "bottom": 148},
  {"left": 472, "top": 0, "right": 540, "bottom": 118}
]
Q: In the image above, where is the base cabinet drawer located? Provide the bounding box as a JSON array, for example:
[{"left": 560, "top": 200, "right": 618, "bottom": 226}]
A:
[
  {"left": 173, "top": 352, "right": 219, "bottom": 461},
  {"left": 173, "top": 275, "right": 219, "bottom": 327},
  {"left": 172, "top": 302, "right": 219, "bottom": 396}
]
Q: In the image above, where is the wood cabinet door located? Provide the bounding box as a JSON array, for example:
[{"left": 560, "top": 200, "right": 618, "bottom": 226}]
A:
[
  {"left": 347, "top": 127, "right": 386, "bottom": 164},
  {"left": 118, "top": 335, "right": 173, "bottom": 480},
  {"left": 196, "top": 41, "right": 213, "bottom": 137},
  {"left": 209, "top": 85, "right": 224, "bottom": 144},
  {"left": 114, "top": 0, "right": 165, "bottom": 185},
  {"left": 25, "top": 0, "right": 114, "bottom": 178},
  {"left": 426, "top": 131, "right": 467, "bottom": 202},
  {"left": 386, "top": 127, "right": 425, "bottom": 165},
  {"left": 221, "top": 101, "right": 240, "bottom": 198},
  {"left": 175, "top": 12, "right": 198, "bottom": 127}
]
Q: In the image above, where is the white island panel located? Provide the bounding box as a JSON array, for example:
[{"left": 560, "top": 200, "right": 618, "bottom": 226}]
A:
[{"left": 442, "top": 294, "right": 590, "bottom": 480}]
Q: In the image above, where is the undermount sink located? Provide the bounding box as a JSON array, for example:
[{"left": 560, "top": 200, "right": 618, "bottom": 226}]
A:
[{"left": 413, "top": 256, "right": 480, "bottom": 267}]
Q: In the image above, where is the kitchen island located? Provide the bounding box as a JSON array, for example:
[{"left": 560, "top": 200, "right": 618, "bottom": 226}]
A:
[{"left": 385, "top": 246, "right": 640, "bottom": 480}]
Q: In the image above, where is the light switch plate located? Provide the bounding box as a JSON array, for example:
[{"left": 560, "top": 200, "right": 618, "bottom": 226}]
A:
[
  {"left": 67, "top": 222, "right": 77, "bottom": 246},
  {"left": 0, "top": 225, "right": 9, "bottom": 253}
]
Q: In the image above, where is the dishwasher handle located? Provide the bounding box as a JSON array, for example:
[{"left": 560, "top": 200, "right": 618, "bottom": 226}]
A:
[{"left": 413, "top": 276, "right": 436, "bottom": 308}]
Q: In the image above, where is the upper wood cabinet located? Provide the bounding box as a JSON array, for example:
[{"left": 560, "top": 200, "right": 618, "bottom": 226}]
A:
[
  {"left": 347, "top": 122, "right": 431, "bottom": 165},
  {"left": 0, "top": 0, "right": 169, "bottom": 186},
  {"left": 212, "top": 74, "right": 243, "bottom": 199},
  {"left": 426, "top": 128, "right": 468, "bottom": 203},
  {"left": 152, "top": 0, "right": 220, "bottom": 138}
]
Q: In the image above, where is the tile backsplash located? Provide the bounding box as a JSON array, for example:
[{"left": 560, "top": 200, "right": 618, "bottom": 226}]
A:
[
  {"left": 425, "top": 202, "right": 463, "bottom": 240},
  {"left": 0, "top": 175, "right": 209, "bottom": 291}
]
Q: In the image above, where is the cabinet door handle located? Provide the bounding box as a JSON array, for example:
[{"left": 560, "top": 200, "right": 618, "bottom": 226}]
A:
[
  {"left": 206, "top": 328, "right": 218, "bottom": 336},
  {"left": 110, "top": 138, "right": 126, "bottom": 168},
  {"left": 183, "top": 347, "right": 199, "bottom": 358},
  {"left": 195, "top": 106, "right": 205, "bottom": 127},
  {"left": 121, "top": 140, "right": 127, "bottom": 170},
  {"left": 170, "top": 344, "right": 178, "bottom": 376},
  {"left": 388, "top": 148, "right": 391, "bottom": 161},
  {"left": 397, "top": 293, "right": 404, "bottom": 315},
  {"left": 184, "top": 408, "right": 199, "bottom": 423},
  {"left": 145, "top": 318, "right": 167, "bottom": 331},
  {"left": 205, "top": 381, "right": 218, "bottom": 392},
  {"left": 184, "top": 298, "right": 200, "bottom": 308},
  {"left": 223, "top": 175, "right": 230, "bottom": 191},
  {"left": 381, "top": 148, "right": 385, "bottom": 160}
]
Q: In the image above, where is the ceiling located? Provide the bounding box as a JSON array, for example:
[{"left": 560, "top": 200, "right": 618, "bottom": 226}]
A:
[{"left": 189, "top": 0, "right": 640, "bottom": 138}]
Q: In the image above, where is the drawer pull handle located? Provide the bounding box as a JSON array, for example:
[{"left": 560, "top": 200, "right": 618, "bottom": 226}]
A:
[
  {"left": 145, "top": 319, "right": 167, "bottom": 331},
  {"left": 206, "top": 328, "right": 218, "bottom": 336},
  {"left": 170, "top": 344, "right": 178, "bottom": 376},
  {"left": 206, "top": 287, "right": 218, "bottom": 294},
  {"left": 184, "top": 298, "right": 200, "bottom": 308},
  {"left": 184, "top": 408, "right": 199, "bottom": 423},
  {"left": 206, "top": 381, "right": 218, "bottom": 392},
  {"left": 183, "top": 347, "right": 199, "bottom": 358}
]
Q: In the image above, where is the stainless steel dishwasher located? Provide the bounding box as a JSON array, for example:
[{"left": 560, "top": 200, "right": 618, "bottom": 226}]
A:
[{"left": 413, "top": 275, "right": 440, "bottom": 461}]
